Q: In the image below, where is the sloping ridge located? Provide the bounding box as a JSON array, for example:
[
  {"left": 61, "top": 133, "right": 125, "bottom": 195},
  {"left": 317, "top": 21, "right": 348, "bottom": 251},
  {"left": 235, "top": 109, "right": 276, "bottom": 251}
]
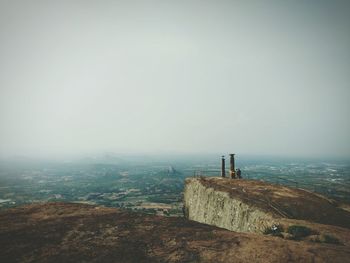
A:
[{"left": 1, "top": 202, "right": 350, "bottom": 263}]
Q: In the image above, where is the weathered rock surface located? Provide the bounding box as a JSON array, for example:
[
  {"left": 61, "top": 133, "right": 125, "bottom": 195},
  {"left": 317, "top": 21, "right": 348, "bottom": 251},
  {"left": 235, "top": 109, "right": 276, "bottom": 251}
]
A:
[
  {"left": 1, "top": 202, "right": 350, "bottom": 263},
  {"left": 183, "top": 177, "right": 350, "bottom": 242}
]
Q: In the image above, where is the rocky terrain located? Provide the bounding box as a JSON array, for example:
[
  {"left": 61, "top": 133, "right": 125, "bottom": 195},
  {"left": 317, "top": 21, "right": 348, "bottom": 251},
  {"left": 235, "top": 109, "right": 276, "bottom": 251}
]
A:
[
  {"left": 183, "top": 177, "right": 350, "bottom": 244},
  {"left": 1, "top": 202, "right": 350, "bottom": 263},
  {"left": 1, "top": 177, "right": 350, "bottom": 262}
]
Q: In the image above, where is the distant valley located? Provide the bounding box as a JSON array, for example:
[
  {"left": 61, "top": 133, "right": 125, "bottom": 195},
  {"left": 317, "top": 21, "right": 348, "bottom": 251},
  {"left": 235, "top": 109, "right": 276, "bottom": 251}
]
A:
[{"left": 0, "top": 155, "right": 349, "bottom": 214}]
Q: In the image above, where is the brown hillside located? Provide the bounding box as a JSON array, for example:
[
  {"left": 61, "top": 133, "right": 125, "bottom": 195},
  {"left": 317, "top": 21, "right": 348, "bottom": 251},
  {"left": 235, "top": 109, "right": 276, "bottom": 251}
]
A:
[{"left": 1, "top": 203, "right": 350, "bottom": 263}]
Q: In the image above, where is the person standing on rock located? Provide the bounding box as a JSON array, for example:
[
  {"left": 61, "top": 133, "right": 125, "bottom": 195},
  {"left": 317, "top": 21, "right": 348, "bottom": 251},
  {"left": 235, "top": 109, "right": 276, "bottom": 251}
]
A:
[{"left": 236, "top": 168, "right": 242, "bottom": 179}]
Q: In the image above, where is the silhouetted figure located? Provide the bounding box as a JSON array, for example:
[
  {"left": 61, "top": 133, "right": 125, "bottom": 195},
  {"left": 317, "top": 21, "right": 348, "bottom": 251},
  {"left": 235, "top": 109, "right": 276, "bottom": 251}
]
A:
[{"left": 236, "top": 168, "right": 242, "bottom": 179}]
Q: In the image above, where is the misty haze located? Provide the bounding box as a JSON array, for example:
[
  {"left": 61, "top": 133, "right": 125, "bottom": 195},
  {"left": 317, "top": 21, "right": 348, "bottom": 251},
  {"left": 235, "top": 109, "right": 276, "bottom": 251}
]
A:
[{"left": 0, "top": 1, "right": 350, "bottom": 262}]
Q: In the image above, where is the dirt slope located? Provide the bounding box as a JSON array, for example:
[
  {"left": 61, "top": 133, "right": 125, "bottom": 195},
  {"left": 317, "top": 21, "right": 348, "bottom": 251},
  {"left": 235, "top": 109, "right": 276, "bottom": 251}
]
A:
[{"left": 1, "top": 203, "right": 350, "bottom": 263}]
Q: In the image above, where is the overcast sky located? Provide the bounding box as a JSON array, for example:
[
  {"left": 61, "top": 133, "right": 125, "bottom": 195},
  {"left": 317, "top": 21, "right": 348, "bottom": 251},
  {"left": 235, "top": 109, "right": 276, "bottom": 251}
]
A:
[{"left": 0, "top": 0, "right": 349, "bottom": 158}]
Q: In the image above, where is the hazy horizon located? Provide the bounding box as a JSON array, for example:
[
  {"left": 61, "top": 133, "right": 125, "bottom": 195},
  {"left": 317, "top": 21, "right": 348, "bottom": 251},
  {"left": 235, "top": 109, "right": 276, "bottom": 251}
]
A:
[{"left": 1, "top": 1, "right": 350, "bottom": 159}]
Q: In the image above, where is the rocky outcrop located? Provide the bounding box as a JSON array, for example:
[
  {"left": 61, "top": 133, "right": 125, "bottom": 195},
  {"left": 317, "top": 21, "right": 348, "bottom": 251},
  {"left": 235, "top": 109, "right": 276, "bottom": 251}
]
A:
[
  {"left": 183, "top": 177, "right": 350, "bottom": 237},
  {"left": 184, "top": 177, "right": 277, "bottom": 233}
]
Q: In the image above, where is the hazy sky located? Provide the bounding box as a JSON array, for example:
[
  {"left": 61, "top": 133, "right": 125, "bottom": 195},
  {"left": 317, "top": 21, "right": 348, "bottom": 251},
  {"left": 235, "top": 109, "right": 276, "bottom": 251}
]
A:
[{"left": 0, "top": 0, "right": 349, "bottom": 158}]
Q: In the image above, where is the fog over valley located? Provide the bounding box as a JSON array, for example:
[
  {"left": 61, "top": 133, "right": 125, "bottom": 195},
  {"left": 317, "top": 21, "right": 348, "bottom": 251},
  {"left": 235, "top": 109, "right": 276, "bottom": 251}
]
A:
[{"left": 0, "top": 0, "right": 350, "bottom": 158}]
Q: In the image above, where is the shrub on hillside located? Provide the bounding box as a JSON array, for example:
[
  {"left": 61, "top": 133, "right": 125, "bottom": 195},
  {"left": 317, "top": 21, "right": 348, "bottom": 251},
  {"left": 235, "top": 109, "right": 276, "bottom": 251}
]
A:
[
  {"left": 314, "top": 234, "right": 342, "bottom": 245},
  {"left": 287, "top": 225, "right": 312, "bottom": 240}
]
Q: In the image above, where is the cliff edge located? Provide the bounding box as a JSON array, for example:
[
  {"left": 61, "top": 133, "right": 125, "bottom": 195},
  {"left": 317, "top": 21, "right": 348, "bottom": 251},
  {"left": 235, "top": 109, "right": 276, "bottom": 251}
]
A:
[{"left": 184, "top": 177, "right": 350, "bottom": 242}]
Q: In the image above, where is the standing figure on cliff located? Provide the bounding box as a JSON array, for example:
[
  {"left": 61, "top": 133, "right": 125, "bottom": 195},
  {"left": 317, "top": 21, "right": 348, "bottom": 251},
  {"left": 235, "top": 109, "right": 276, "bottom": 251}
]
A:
[{"left": 236, "top": 168, "right": 242, "bottom": 179}]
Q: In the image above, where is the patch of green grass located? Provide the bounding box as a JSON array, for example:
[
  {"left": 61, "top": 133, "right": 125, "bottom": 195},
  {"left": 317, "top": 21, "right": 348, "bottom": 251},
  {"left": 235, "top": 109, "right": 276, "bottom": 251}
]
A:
[
  {"left": 263, "top": 224, "right": 284, "bottom": 237},
  {"left": 287, "top": 225, "right": 312, "bottom": 240}
]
